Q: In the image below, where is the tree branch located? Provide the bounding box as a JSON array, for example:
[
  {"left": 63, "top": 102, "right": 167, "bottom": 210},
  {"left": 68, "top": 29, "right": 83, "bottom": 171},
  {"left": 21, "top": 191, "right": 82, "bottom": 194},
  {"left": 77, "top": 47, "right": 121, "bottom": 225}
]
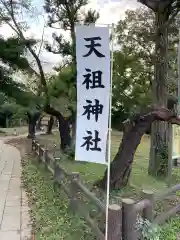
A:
[
  {"left": 2, "top": 0, "right": 49, "bottom": 102},
  {"left": 130, "top": 35, "right": 152, "bottom": 57},
  {"left": 138, "top": 0, "right": 158, "bottom": 12},
  {"left": 37, "top": 18, "right": 46, "bottom": 57},
  {"left": 166, "top": 9, "right": 179, "bottom": 27},
  {"left": 44, "top": 104, "right": 66, "bottom": 123},
  {"left": 124, "top": 105, "right": 180, "bottom": 127}
]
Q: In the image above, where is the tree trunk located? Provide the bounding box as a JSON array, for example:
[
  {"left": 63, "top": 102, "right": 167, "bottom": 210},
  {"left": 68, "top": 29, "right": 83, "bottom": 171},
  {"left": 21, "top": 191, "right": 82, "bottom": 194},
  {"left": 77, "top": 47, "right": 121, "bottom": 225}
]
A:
[
  {"left": 95, "top": 106, "right": 179, "bottom": 189},
  {"left": 44, "top": 105, "right": 72, "bottom": 150},
  {"left": 46, "top": 116, "right": 54, "bottom": 134},
  {"left": 148, "top": 10, "right": 170, "bottom": 177},
  {"left": 96, "top": 118, "right": 151, "bottom": 189},
  {"left": 27, "top": 112, "right": 41, "bottom": 139},
  {"left": 57, "top": 117, "right": 71, "bottom": 150},
  {"left": 28, "top": 121, "right": 36, "bottom": 138},
  {"left": 149, "top": 121, "right": 169, "bottom": 176}
]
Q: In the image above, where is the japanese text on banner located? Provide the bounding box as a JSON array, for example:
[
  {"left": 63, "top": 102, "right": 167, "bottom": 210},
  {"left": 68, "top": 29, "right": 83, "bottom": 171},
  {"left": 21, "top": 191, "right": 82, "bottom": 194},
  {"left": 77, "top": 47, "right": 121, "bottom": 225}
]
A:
[{"left": 75, "top": 25, "right": 110, "bottom": 164}]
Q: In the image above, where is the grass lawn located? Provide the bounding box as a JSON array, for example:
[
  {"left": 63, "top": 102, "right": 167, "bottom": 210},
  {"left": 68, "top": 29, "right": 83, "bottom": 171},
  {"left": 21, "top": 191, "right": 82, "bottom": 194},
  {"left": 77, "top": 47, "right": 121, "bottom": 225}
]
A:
[
  {"left": 21, "top": 155, "right": 95, "bottom": 240},
  {"left": 36, "top": 131, "right": 179, "bottom": 192},
  {"left": 17, "top": 130, "right": 180, "bottom": 239},
  {"left": 0, "top": 126, "right": 28, "bottom": 136}
]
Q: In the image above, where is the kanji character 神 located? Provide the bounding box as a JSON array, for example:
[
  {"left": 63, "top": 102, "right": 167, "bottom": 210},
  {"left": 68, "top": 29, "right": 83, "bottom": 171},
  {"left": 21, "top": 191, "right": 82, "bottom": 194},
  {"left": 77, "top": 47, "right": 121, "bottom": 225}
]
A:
[{"left": 82, "top": 99, "right": 103, "bottom": 122}]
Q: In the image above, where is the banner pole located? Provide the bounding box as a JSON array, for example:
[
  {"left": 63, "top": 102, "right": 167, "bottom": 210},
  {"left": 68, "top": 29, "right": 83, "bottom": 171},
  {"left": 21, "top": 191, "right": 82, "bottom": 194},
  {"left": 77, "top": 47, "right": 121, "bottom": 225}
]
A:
[
  {"left": 105, "top": 23, "right": 115, "bottom": 240},
  {"left": 178, "top": 18, "right": 180, "bottom": 116}
]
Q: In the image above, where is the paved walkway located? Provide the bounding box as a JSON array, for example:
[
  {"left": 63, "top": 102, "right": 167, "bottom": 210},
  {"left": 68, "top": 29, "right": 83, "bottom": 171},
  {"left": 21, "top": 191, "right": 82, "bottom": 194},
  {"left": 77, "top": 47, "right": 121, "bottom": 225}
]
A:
[{"left": 0, "top": 139, "right": 31, "bottom": 240}]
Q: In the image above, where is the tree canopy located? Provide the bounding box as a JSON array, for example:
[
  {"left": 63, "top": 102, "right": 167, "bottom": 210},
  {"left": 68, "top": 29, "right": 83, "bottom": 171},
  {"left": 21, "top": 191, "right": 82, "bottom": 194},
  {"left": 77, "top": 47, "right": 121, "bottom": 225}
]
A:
[{"left": 112, "top": 6, "right": 179, "bottom": 129}]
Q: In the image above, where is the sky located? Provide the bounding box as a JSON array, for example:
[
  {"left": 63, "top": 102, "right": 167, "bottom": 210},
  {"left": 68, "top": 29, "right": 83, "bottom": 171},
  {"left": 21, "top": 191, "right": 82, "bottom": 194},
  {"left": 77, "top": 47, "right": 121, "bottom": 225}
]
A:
[{"left": 1, "top": 0, "right": 141, "bottom": 72}]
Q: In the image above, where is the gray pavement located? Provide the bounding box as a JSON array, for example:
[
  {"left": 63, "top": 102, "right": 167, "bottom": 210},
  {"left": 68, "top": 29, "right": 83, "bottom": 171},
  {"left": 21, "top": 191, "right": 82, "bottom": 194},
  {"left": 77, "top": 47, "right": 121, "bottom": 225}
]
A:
[{"left": 0, "top": 139, "right": 31, "bottom": 240}]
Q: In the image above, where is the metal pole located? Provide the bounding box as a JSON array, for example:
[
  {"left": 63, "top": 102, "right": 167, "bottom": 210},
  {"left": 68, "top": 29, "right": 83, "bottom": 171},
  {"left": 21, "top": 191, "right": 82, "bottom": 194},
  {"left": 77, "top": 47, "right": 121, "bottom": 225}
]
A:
[
  {"left": 178, "top": 23, "right": 180, "bottom": 115},
  {"left": 176, "top": 20, "right": 180, "bottom": 169},
  {"left": 105, "top": 23, "right": 115, "bottom": 240}
]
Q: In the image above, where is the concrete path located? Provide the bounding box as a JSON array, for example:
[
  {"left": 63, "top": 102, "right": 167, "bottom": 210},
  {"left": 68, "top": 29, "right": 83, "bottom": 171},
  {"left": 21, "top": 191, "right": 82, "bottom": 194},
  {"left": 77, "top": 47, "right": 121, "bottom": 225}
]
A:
[{"left": 0, "top": 139, "right": 31, "bottom": 240}]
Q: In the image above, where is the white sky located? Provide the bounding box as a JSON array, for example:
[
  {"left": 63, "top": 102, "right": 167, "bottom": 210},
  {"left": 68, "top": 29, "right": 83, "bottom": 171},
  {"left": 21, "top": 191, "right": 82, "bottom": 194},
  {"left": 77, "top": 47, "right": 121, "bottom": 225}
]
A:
[{"left": 1, "top": 0, "right": 141, "bottom": 72}]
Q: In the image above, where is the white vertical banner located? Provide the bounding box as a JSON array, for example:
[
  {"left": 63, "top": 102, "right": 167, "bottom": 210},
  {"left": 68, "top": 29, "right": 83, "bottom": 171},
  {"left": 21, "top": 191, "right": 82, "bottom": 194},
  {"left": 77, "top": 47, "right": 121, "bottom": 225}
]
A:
[{"left": 75, "top": 25, "right": 110, "bottom": 164}]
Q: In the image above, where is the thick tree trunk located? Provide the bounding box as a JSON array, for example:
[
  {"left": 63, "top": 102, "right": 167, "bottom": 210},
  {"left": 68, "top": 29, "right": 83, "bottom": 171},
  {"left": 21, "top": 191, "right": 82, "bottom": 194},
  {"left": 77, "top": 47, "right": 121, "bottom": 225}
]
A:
[
  {"left": 27, "top": 112, "right": 41, "bottom": 139},
  {"left": 149, "top": 121, "right": 169, "bottom": 176},
  {"left": 28, "top": 122, "right": 36, "bottom": 138},
  {"left": 44, "top": 105, "right": 72, "bottom": 150},
  {"left": 95, "top": 106, "right": 180, "bottom": 190},
  {"left": 148, "top": 10, "right": 170, "bottom": 177},
  {"left": 96, "top": 118, "right": 151, "bottom": 189},
  {"left": 46, "top": 116, "right": 54, "bottom": 134},
  {"left": 57, "top": 117, "right": 71, "bottom": 150}
]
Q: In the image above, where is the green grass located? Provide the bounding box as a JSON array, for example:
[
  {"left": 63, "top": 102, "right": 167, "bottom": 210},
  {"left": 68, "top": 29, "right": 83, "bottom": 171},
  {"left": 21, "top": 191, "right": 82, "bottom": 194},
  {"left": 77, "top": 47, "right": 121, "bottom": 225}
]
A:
[
  {"left": 37, "top": 132, "right": 178, "bottom": 192},
  {"left": 21, "top": 155, "right": 96, "bottom": 240},
  {"left": 20, "top": 131, "right": 180, "bottom": 239},
  {"left": 0, "top": 126, "right": 28, "bottom": 136},
  {"left": 160, "top": 217, "right": 180, "bottom": 240}
]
